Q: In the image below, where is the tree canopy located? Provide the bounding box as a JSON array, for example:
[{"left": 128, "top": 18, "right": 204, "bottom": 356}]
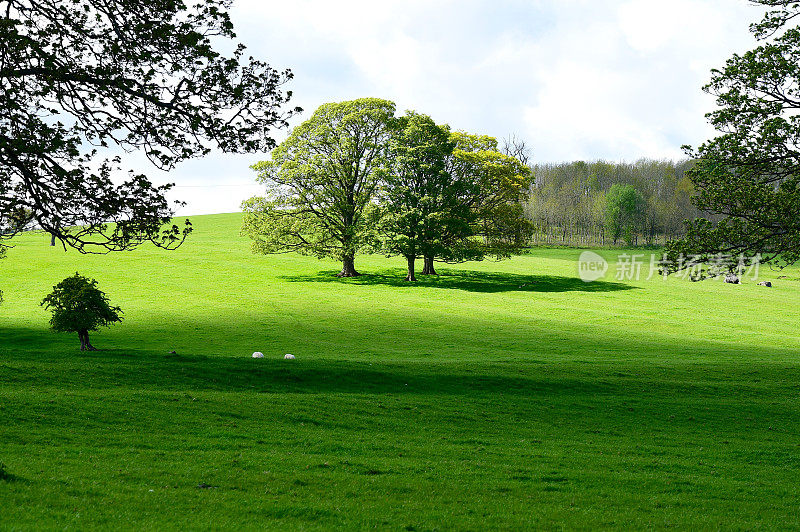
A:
[
  {"left": 242, "top": 98, "right": 396, "bottom": 277},
  {"left": 1, "top": 0, "right": 298, "bottom": 256},
  {"left": 665, "top": 0, "right": 800, "bottom": 273}
]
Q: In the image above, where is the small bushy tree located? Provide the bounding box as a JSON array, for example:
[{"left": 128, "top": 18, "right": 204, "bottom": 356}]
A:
[{"left": 41, "top": 273, "right": 122, "bottom": 351}]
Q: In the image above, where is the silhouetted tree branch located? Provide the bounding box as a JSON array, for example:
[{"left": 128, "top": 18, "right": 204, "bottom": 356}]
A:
[{"left": 0, "top": 0, "right": 299, "bottom": 255}]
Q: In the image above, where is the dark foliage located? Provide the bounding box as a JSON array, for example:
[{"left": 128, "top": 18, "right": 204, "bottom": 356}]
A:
[
  {"left": 665, "top": 1, "right": 800, "bottom": 272},
  {"left": 0, "top": 0, "right": 298, "bottom": 255}
]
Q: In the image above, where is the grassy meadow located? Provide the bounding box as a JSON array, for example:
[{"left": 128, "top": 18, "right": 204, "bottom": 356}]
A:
[{"left": 1, "top": 212, "right": 800, "bottom": 529}]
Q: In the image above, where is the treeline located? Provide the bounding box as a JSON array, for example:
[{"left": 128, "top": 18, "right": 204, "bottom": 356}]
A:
[{"left": 524, "top": 159, "right": 704, "bottom": 247}]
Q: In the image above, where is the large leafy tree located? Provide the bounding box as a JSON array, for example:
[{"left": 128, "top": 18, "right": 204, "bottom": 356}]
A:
[
  {"left": 373, "top": 112, "right": 461, "bottom": 281},
  {"left": 666, "top": 0, "right": 800, "bottom": 272},
  {"left": 242, "top": 98, "right": 396, "bottom": 277},
  {"left": 0, "top": 0, "right": 297, "bottom": 257},
  {"left": 41, "top": 273, "right": 122, "bottom": 351},
  {"left": 434, "top": 132, "right": 532, "bottom": 275},
  {"left": 375, "top": 116, "right": 532, "bottom": 281}
]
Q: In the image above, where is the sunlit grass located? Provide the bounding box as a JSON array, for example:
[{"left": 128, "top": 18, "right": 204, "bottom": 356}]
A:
[{"left": 1, "top": 213, "right": 799, "bottom": 529}]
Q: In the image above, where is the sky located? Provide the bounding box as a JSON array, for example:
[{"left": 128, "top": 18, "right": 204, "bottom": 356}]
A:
[{"left": 144, "top": 0, "right": 765, "bottom": 215}]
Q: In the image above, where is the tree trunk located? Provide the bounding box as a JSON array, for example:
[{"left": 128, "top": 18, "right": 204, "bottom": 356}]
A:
[
  {"left": 78, "top": 329, "right": 97, "bottom": 351},
  {"left": 336, "top": 255, "right": 360, "bottom": 277},
  {"left": 422, "top": 255, "right": 437, "bottom": 275},
  {"left": 405, "top": 256, "right": 417, "bottom": 282},
  {"left": 50, "top": 233, "right": 56, "bottom": 246}
]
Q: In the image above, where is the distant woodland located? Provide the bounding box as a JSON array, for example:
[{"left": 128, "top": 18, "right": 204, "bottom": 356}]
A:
[{"left": 523, "top": 159, "right": 704, "bottom": 247}]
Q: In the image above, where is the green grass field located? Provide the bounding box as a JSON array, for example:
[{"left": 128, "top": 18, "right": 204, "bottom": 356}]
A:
[{"left": 2, "top": 213, "right": 800, "bottom": 529}]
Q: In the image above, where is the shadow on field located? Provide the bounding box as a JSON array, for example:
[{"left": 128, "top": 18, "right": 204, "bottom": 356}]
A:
[
  {"left": 4, "top": 327, "right": 800, "bottom": 406},
  {"left": 0, "top": 340, "right": 614, "bottom": 397},
  {"left": 6, "top": 343, "right": 800, "bottom": 410},
  {"left": 282, "top": 268, "right": 635, "bottom": 293}
]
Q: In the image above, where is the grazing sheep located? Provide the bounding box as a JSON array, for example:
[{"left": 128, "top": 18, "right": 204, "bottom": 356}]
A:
[
  {"left": 725, "top": 274, "right": 740, "bottom": 284},
  {"left": 758, "top": 281, "right": 772, "bottom": 287},
  {"left": 284, "top": 353, "right": 296, "bottom": 360},
  {"left": 252, "top": 352, "right": 264, "bottom": 358}
]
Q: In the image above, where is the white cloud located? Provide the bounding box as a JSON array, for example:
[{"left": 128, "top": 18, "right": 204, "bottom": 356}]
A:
[
  {"left": 517, "top": 0, "right": 760, "bottom": 162},
  {"left": 137, "top": 0, "right": 765, "bottom": 213},
  {"left": 618, "top": 1, "right": 691, "bottom": 53}
]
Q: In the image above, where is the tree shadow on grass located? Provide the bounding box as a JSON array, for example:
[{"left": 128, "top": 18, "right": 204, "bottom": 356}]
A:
[
  {"left": 4, "top": 325, "right": 800, "bottom": 400},
  {"left": 281, "top": 268, "right": 636, "bottom": 294},
  {"left": 6, "top": 343, "right": 800, "bottom": 404},
  {"left": 0, "top": 342, "right": 614, "bottom": 398}
]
